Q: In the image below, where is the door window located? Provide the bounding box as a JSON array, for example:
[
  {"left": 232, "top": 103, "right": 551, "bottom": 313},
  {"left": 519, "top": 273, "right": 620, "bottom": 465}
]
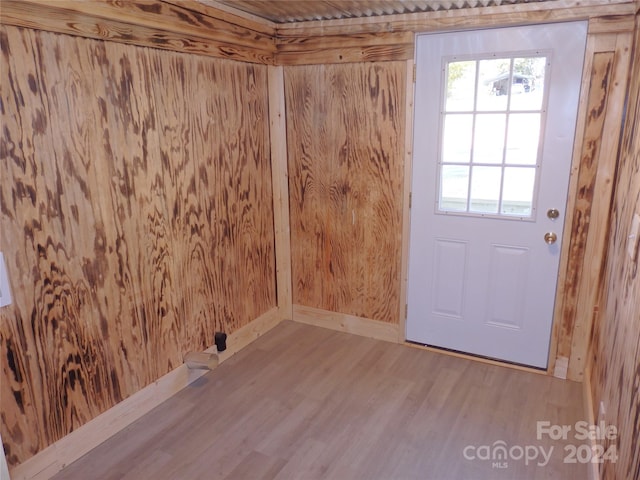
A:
[{"left": 438, "top": 56, "right": 548, "bottom": 219}]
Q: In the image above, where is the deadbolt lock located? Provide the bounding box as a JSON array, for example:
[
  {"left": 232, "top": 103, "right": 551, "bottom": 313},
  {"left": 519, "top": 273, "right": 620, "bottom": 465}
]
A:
[{"left": 547, "top": 208, "right": 560, "bottom": 219}]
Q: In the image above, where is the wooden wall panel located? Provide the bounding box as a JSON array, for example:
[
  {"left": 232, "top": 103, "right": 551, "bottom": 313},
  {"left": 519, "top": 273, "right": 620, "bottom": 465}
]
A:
[
  {"left": 285, "top": 62, "right": 405, "bottom": 324},
  {"left": 0, "top": 26, "right": 275, "bottom": 468},
  {"left": 0, "top": 0, "right": 276, "bottom": 64},
  {"left": 589, "top": 14, "right": 640, "bottom": 480}
]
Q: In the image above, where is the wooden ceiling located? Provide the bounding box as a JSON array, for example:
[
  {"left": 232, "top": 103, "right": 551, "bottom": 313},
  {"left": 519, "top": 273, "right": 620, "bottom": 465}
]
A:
[{"left": 209, "top": 0, "right": 557, "bottom": 23}]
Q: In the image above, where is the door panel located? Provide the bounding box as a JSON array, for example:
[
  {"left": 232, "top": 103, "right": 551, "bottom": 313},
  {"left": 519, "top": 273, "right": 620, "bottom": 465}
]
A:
[
  {"left": 406, "top": 22, "right": 588, "bottom": 368},
  {"left": 432, "top": 239, "right": 467, "bottom": 317},
  {"left": 486, "top": 244, "right": 528, "bottom": 329}
]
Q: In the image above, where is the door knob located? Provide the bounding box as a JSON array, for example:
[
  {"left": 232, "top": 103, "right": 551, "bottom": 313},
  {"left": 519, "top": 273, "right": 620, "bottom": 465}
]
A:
[
  {"left": 547, "top": 208, "right": 560, "bottom": 219},
  {"left": 544, "top": 232, "right": 557, "bottom": 245}
]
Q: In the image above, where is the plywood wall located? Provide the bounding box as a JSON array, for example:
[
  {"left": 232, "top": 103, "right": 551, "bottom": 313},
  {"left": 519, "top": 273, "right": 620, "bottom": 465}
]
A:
[
  {"left": 589, "top": 13, "right": 640, "bottom": 480},
  {"left": 0, "top": 25, "right": 275, "bottom": 468},
  {"left": 552, "top": 29, "right": 632, "bottom": 381},
  {"left": 285, "top": 63, "right": 405, "bottom": 324}
]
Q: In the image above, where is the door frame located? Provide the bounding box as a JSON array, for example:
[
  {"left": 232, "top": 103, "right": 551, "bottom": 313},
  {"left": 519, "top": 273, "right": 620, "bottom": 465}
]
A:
[{"left": 397, "top": 21, "right": 628, "bottom": 378}]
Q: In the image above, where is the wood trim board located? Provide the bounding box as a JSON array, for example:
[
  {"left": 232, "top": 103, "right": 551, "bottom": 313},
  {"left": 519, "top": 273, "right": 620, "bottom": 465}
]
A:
[
  {"left": 292, "top": 305, "right": 400, "bottom": 343},
  {"left": 398, "top": 58, "right": 416, "bottom": 344},
  {"left": 268, "top": 65, "right": 293, "bottom": 321}
]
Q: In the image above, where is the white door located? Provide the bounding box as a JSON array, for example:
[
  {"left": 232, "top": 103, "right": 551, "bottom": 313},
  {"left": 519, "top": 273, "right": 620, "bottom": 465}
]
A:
[{"left": 406, "top": 22, "right": 587, "bottom": 368}]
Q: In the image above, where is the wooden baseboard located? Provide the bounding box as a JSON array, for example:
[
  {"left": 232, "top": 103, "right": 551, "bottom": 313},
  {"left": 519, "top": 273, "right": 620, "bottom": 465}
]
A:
[
  {"left": 292, "top": 304, "right": 400, "bottom": 343},
  {"left": 9, "top": 307, "right": 282, "bottom": 480}
]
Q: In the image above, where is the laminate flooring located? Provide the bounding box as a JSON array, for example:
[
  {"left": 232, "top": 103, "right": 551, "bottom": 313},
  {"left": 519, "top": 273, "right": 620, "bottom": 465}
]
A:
[{"left": 53, "top": 320, "right": 588, "bottom": 479}]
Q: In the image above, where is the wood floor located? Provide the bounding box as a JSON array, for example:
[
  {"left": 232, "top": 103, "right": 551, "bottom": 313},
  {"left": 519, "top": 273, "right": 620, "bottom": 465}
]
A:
[{"left": 52, "top": 320, "right": 587, "bottom": 480}]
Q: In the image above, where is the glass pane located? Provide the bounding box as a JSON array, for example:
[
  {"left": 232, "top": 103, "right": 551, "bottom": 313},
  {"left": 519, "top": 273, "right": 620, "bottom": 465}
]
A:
[
  {"left": 442, "top": 114, "right": 473, "bottom": 164},
  {"left": 477, "top": 58, "right": 509, "bottom": 111},
  {"left": 501, "top": 167, "right": 536, "bottom": 215},
  {"left": 473, "top": 114, "right": 506, "bottom": 164},
  {"left": 470, "top": 166, "right": 501, "bottom": 213},
  {"left": 510, "top": 57, "right": 546, "bottom": 111},
  {"left": 505, "top": 113, "right": 541, "bottom": 165},
  {"left": 437, "top": 54, "right": 546, "bottom": 219},
  {"left": 445, "top": 61, "right": 476, "bottom": 112},
  {"left": 440, "top": 165, "right": 469, "bottom": 211}
]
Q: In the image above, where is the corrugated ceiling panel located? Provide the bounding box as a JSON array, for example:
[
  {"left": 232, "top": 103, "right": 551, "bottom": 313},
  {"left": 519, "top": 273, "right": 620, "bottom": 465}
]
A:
[{"left": 212, "top": 0, "right": 556, "bottom": 23}]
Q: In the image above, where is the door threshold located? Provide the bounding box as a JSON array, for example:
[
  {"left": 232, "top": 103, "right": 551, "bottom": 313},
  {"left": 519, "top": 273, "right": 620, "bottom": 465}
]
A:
[{"left": 404, "top": 340, "right": 549, "bottom": 375}]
